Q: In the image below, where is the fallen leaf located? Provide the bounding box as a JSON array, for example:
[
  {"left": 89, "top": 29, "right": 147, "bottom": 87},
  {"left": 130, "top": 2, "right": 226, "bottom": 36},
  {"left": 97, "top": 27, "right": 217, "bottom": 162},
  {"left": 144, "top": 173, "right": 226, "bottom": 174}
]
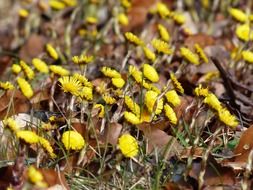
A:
[{"left": 101, "top": 122, "right": 122, "bottom": 145}]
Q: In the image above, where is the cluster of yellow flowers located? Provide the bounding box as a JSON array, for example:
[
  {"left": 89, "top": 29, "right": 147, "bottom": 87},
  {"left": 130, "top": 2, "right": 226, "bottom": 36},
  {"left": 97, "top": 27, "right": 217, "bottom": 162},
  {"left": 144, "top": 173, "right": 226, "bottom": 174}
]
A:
[
  {"left": 72, "top": 54, "right": 94, "bottom": 65},
  {"left": 194, "top": 85, "right": 239, "bottom": 128},
  {"left": 117, "top": 0, "right": 130, "bottom": 26},
  {"left": 180, "top": 44, "right": 208, "bottom": 65}
]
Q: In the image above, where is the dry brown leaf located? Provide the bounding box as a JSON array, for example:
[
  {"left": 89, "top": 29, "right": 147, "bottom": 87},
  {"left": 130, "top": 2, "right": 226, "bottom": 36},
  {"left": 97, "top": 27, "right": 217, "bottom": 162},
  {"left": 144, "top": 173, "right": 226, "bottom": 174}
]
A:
[
  {"left": 137, "top": 122, "right": 183, "bottom": 157},
  {"left": 101, "top": 122, "right": 122, "bottom": 145},
  {"left": 185, "top": 34, "right": 215, "bottom": 50},
  {"left": 234, "top": 125, "right": 253, "bottom": 163}
]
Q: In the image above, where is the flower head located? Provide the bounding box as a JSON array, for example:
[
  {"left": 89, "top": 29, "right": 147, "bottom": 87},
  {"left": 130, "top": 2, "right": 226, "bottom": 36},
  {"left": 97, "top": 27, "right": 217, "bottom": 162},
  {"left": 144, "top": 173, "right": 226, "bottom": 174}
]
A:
[
  {"left": 73, "top": 73, "right": 92, "bottom": 87},
  {"left": 117, "top": 13, "right": 129, "bottom": 26},
  {"left": 16, "top": 130, "right": 39, "bottom": 144},
  {"left": 172, "top": 12, "right": 185, "bottom": 25},
  {"left": 20, "top": 60, "right": 35, "bottom": 80},
  {"left": 79, "top": 86, "right": 93, "bottom": 100},
  {"left": 58, "top": 76, "right": 82, "bottom": 96},
  {"left": 180, "top": 47, "right": 200, "bottom": 65},
  {"left": 12, "top": 64, "right": 22, "bottom": 74},
  {"left": 194, "top": 44, "right": 208, "bottom": 63},
  {"left": 124, "top": 111, "right": 141, "bottom": 125},
  {"left": 143, "top": 64, "right": 159, "bottom": 83},
  {"left": 170, "top": 72, "right": 184, "bottom": 94},
  {"left": 124, "top": 95, "right": 140, "bottom": 116},
  {"left": 145, "top": 90, "right": 163, "bottom": 114},
  {"left": 62, "top": 130, "right": 85, "bottom": 151},
  {"left": 156, "top": 2, "right": 170, "bottom": 18},
  {"left": 19, "top": 9, "right": 29, "bottom": 18},
  {"left": 217, "top": 108, "right": 239, "bottom": 128},
  {"left": 204, "top": 93, "right": 222, "bottom": 111},
  {"left": 17, "top": 77, "right": 33, "bottom": 99},
  {"left": 194, "top": 85, "right": 209, "bottom": 97},
  {"left": 0, "top": 81, "right": 14, "bottom": 90},
  {"left": 46, "top": 44, "right": 58, "bottom": 60},
  {"left": 86, "top": 16, "right": 98, "bottom": 24},
  {"left": 101, "top": 67, "right": 121, "bottom": 78},
  {"left": 32, "top": 58, "right": 49, "bottom": 73},
  {"left": 49, "top": 0, "right": 66, "bottom": 10},
  {"left": 242, "top": 50, "right": 253, "bottom": 63},
  {"left": 125, "top": 32, "right": 144, "bottom": 46},
  {"left": 93, "top": 104, "right": 105, "bottom": 118},
  {"left": 158, "top": 24, "right": 170, "bottom": 42},
  {"left": 228, "top": 8, "right": 247, "bottom": 22},
  {"left": 3, "top": 118, "right": 19, "bottom": 133},
  {"left": 236, "top": 24, "right": 251, "bottom": 42},
  {"left": 129, "top": 65, "right": 142, "bottom": 83},
  {"left": 118, "top": 134, "right": 138, "bottom": 158},
  {"left": 120, "top": 0, "right": 131, "bottom": 8},
  {"left": 111, "top": 77, "right": 125, "bottom": 88},
  {"left": 72, "top": 55, "right": 94, "bottom": 65},
  {"left": 165, "top": 90, "right": 181, "bottom": 107},
  {"left": 39, "top": 137, "right": 56, "bottom": 158},
  {"left": 152, "top": 39, "right": 172, "bottom": 54},
  {"left": 49, "top": 65, "right": 70, "bottom": 76},
  {"left": 102, "top": 94, "right": 116, "bottom": 104},
  {"left": 164, "top": 104, "right": 178, "bottom": 125},
  {"left": 142, "top": 46, "right": 156, "bottom": 62},
  {"left": 28, "top": 166, "right": 47, "bottom": 188}
]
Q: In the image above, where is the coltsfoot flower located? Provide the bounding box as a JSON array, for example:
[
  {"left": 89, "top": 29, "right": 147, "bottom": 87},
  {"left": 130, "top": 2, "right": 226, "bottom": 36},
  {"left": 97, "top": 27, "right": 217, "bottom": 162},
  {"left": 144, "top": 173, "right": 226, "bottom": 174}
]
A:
[
  {"left": 143, "top": 64, "right": 159, "bottom": 83},
  {"left": 165, "top": 90, "right": 181, "bottom": 107},
  {"left": 28, "top": 166, "right": 48, "bottom": 188},
  {"left": 142, "top": 46, "right": 156, "bottom": 62},
  {"left": 124, "top": 95, "right": 140, "bottom": 116},
  {"left": 217, "top": 108, "right": 239, "bottom": 128},
  {"left": 228, "top": 8, "right": 247, "bottom": 23},
  {"left": 152, "top": 39, "right": 172, "bottom": 54},
  {"left": 0, "top": 81, "right": 14, "bottom": 90},
  {"left": 204, "top": 93, "right": 222, "bottom": 111},
  {"left": 32, "top": 58, "right": 49, "bottom": 73},
  {"left": 93, "top": 104, "right": 105, "bottom": 118},
  {"left": 158, "top": 24, "right": 170, "bottom": 42},
  {"left": 3, "top": 118, "right": 19, "bottom": 133},
  {"left": 124, "top": 111, "right": 141, "bottom": 125},
  {"left": 180, "top": 47, "right": 199, "bottom": 65},
  {"left": 125, "top": 32, "right": 144, "bottom": 46},
  {"left": 242, "top": 50, "right": 253, "bottom": 63},
  {"left": 194, "top": 84, "right": 209, "bottom": 97},
  {"left": 49, "top": 65, "right": 70, "bottom": 76},
  {"left": 194, "top": 44, "right": 208, "bottom": 63},
  {"left": 16, "top": 130, "right": 39, "bottom": 144},
  {"left": 20, "top": 60, "right": 35, "bottom": 80},
  {"left": 12, "top": 64, "right": 22, "bottom": 74},
  {"left": 80, "top": 86, "right": 93, "bottom": 100},
  {"left": 62, "top": 130, "right": 85, "bottom": 151},
  {"left": 235, "top": 24, "right": 251, "bottom": 42},
  {"left": 145, "top": 90, "right": 163, "bottom": 114},
  {"left": 118, "top": 134, "right": 138, "bottom": 158},
  {"left": 58, "top": 76, "right": 83, "bottom": 96},
  {"left": 46, "top": 43, "right": 59, "bottom": 60},
  {"left": 111, "top": 77, "right": 125, "bottom": 88},
  {"left": 164, "top": 104, "right": 178, "bottom": 125},
  {"left": 117, "top": 13, "right": 129, "bottom": 26},
  {"left": 17, "top": 77, "right": 34, "bottom": 99},
  {"left": 170, "top": 72, "right": 184, "bottom": 94},
  {"left": 39, "top": 137, "right": 56, "bottom": 158},
  {"left": 103, "top": 94, "right": 116, "bottom": 104},
  {"left": 101, "top": 67, "right": 121, "bottom": 78}
]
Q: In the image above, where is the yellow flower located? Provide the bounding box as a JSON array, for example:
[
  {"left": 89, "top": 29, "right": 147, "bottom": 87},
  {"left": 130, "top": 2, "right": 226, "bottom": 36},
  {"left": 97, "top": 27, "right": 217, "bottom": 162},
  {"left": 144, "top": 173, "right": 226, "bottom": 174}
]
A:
[
  {"left": 194, "top": 84, "right": 209, "bottom": 97},
  {"left": 111, "top": 77, "right": 125, "bottom": 88},
  {"left": 170, "top": 72, "right": 184, "bottom": 94},
  {"left": 93, "top": 104, "right": 105, "bottom": 118},
  {"left": 49, "top": 65, "right": 70, "bottom": 76},
  {"left": 17, "top": 77, "right": 33, "bottom": 99},
  {"left": 73, "top": 73, "right": 92, "bottom": 87},
  {"left": 86, "top": 16, "right": 98, "bottom": 24},
  {"left": 3, "top": 118, "right": 19, "bottom": 133},
  {"left": 180, "top": 47, "right": 199, "bottom": 65},
  {"left": 242, "top": 50, "right": 253, "bottom": 63},
  {"left": 156, "top": 2, "right": 170, "bottom": 18},
  {"left": 125, "top": 32, "right": 144, "bottom": 46},
  {"left": 203, "top": 71, "right": 220, "bottom": 81},
  {"left": 32, "top": 58, "right": 49, "bottom": 73},
  {"left": 118, "top": 13, "right": 129, "bottom": 26},
  {"left": 145, "top": 90, "right": 163, "bottom": 114},
  {"left": 46, "top": 44, "right": 58, "bottom": 60},
  {"left": 58, "top": 76, "right": 82, "bottom": 96},
  {"left": 62, "top": 0, "right": 77, "bottom": 6},
  {"left": 28, "top": 166, "right": 48, "bottom": 188},
  {"left": 172, "top": 12, "right": 186, "bottom": 25},
  {"left": 129, "top": 65, "right": 142, "bottom": 83},
  {"left": 19, "top": 9, "right": 29, "bottom": 18},
  {"left": 39, "top": 137, "right": 56, "bottom": 158},
  {"left": 143, "top": 64, "right": 159, "bottom": 83},
  {"left": 235, "top": 24, "right": 251, "bottom": 42},
  {"left": 204, "top": 93, "right": 222, "bottom": 111},
  {"left": 150, "top": 84, "right": 161, "bottom": 94},
  {"left": 158, "top": 24, "right": 170, "bottom": 42},
  {"left": 0, "top": 81, "right": 14, "bottom": 90},
  {"left": 49, "top": 0, "right": 65, "bottom": 10},
  {"left": 96, "top": 81, "right": 107, "bottom": 94},
  {"left": 120, "top": 0, "right": 131, "bottom": 8},
  {"left": 124, "top": 95, "right": 140, "bottom": 116},
  {"left": 12, "top": 64, "right": 21, "bottom": 74},
  {"left": 142, "top": 46, "right": 156, "bottom": 62},
  {"left": 228, "top": 8, "right": 247, "bottom": 23},
  {"left": 72, "top": 55, "right": 94, "bottom": 65},
  {"left": 20, "top": 60, "right": 35, "bottom": 80},
  {"left": 152, "top": 39, "right": 172, "bottom": 55},
  {"left": 201, "top": 0, "right": 209, "bottom": 9},
  {"left": 101, "top": 67, "right": 121, "bottom": 78},
  {"left": 118, "top": 134, "right": 138, "bottom": 158},
  {"left": 165, "top": 90, "right": 181, "bottom": 107},
  {"left": 62, "top": 130, "right": 85, "bottom": 151},
  {"left": 124, "top": 111, "right": 141, "bottom": 125},
  {"left": 164, "top": 104, "right": 177, "bottom": 125},
  {"left": 194, "top": 44, "right": 208, "bottom": 63},
  {"left": 103, "top": 94, "right": 116, "bottom": 104},
  {"left": 80, "top": 86, "right": 93, "bottom": 100},
  {"left": 16, "top": 130, "right": 39, "bottom": 144},
  {"left": 217, "top": 108, "right": 239, "bottom": 128}
]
